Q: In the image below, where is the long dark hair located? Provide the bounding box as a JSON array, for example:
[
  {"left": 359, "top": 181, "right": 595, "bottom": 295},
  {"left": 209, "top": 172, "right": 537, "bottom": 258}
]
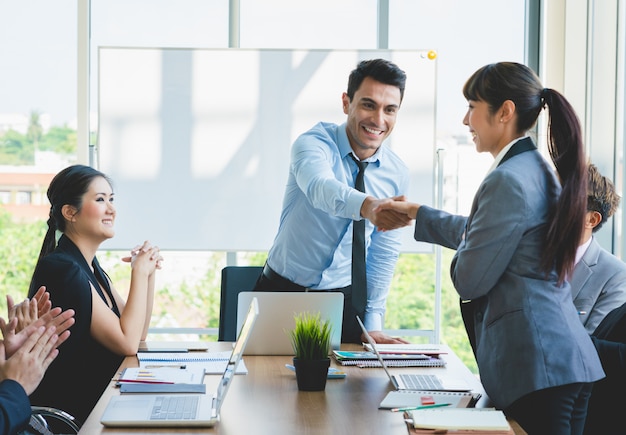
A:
[
  {"left": 36, "top": 164, "right": 112, "bottom": 261},
  {"left": 463, "top": 62, "right": 587, "bottom": 284}
]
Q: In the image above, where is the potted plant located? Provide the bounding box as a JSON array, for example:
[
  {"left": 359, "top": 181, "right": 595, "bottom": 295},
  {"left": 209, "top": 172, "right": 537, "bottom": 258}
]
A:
[{"left": 289, "top": 312, "right": 333, "bottom": 391}]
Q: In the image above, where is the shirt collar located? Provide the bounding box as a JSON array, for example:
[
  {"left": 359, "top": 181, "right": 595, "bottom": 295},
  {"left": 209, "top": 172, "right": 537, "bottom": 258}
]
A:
[
  {"left": 339, "top": 123, "right": 382, "bottom": 166},
  {"left": 575, "top": 236, "right": 593, "bottom": 266},
  {"left": 486, "top": 136, "right": 528, "bottom": 175}
]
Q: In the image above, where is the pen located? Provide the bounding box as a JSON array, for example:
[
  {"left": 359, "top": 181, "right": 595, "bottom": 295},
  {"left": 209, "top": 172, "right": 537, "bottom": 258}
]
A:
[
  {"left": 390, "top": 403, "right": 452, "bottom": 412},
  {"left": 144, "top": 364, "right": 186, "bottom": 369},
  {"left": 578, "top": 311, "right": 587, "bottom": 315},
  {"left": 118, "top": 379, "right": 175, "bottom": 384}
]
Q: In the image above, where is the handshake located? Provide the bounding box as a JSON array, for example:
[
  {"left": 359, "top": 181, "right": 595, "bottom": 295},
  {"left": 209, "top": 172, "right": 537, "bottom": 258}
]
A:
[{"left": 361, "top": 195, "right": 420, "bottom": 232}]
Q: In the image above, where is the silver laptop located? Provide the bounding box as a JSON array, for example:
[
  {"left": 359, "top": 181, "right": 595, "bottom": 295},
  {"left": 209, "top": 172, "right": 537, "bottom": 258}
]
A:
[
  {"left": 356, "top": 316, "right": 471, "bottom": 392},
  {"left": 100, "top": 297, "right": 259, "bottom": 428},
  {"left": 237, "top": 291, "right": 343, "bottom": 355}
]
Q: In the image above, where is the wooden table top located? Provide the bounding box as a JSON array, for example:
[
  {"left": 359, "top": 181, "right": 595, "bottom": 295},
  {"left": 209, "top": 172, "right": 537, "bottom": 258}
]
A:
[{"left": 79, "top": 342, "right": 526, "bottom": 434}]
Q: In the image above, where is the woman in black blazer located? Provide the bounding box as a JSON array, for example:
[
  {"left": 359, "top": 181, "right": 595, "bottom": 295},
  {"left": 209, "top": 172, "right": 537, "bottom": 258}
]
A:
[{"left": 28, "top": 165, "right": 162, "bottom": 427}]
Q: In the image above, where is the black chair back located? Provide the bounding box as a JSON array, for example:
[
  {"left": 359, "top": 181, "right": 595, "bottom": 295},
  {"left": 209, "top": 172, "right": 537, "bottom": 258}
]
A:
[{"left": 218, "top": 266, "right": 263, "bottom": 341}]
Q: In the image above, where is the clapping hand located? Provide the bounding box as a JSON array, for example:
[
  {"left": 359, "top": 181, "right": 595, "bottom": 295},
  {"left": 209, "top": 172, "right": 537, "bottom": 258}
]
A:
[
  {"left": 0, "top": 324, "right": 66, "bottom": 395},
  {"left": 7, "top": 286, "right": 52, "bottom": 333},
  {"left": 122, "top": 240, "right": 164, "bottom": 271},
  {"left": 1, "top": 305, "right": 74, "bottom": 359}
]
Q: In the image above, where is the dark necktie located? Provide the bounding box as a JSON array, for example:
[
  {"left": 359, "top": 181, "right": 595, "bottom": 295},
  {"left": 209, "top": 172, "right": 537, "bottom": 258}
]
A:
[{"left": 350, "top": 153, "right": 368, "bottom": 315}]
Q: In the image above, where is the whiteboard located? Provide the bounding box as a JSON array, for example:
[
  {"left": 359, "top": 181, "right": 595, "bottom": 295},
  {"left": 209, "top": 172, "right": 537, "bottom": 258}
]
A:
[{"left": 98, "top": 48, "right": 436, "bottom": 252}]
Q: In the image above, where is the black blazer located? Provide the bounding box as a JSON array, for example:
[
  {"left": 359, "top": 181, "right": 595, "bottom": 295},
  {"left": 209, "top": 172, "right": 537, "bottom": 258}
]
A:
[
  {"left": 28, "top": 235, "right": 123, "bottom": 426},
  {"left": 585, "top": 302, "right": 626, "bottom": 434}
]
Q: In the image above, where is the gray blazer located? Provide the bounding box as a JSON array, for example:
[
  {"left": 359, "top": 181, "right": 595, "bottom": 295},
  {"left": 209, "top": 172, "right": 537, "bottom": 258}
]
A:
[
  {"left": 414, "top": 137, "right": 604, "bottom": 409},
  {"left": 571, "top": 237, "right": 626, "bottom": 333}
]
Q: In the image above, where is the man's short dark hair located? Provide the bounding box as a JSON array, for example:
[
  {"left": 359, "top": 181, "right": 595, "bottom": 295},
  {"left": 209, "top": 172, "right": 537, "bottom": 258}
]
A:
[
  {"left": 346, "top": 59, "right": 406, "bottom": 102},
  {"left": 587, "top": 163, "right": 621, "bottom": 232}
]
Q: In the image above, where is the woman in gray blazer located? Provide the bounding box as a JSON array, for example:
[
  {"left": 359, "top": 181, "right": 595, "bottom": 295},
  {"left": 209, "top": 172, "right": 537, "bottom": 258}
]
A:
[{"left": 378, "top": 62, "right": 604, "bottom": 434}]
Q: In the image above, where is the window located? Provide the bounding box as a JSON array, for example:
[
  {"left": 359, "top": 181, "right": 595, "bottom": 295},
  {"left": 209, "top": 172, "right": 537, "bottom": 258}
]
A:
[
  {"left": 0, "top": 2, "right": 532, "bottom": 366},
  {"left": 15, "top": 191, "right": 32, "bottom": 205},
  {"left": 0, "top": 1, "right": 77, "bottom": 168}
]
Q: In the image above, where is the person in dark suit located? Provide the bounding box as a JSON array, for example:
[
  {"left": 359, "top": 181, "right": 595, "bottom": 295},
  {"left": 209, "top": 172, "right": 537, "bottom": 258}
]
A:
[
  {"left": 378, "top": 62, "right": 604, "bottom": 434},
  {"left": 571, "top": 163, "right": 626, "bottom": 333},
  {"left": 0, "top": 291, "right": 74, "bottom": 435},
  {"left": 584, "top": 302, "right": 626, "bottom": 434}
]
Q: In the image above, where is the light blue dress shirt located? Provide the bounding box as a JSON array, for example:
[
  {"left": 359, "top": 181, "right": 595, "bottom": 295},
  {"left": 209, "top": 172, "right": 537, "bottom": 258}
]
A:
[{"left": 266, "top": 122, "right": 410, "bottom": 331}]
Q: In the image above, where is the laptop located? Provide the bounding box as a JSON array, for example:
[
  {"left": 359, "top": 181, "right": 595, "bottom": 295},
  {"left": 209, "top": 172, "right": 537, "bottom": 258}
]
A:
[
  {"left": 237, "top": 291, "right": 343, "bottom": 355},
  {"left": 100, "top": 297, "right": 259, "bottom": 428},
  {"left": 356, "top": 316, "right": 471, "bottom": 392}
]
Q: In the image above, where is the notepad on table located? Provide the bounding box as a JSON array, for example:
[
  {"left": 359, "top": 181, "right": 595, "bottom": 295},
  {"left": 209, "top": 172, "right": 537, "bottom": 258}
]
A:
[
  {"left": 137, "top": 351, "right": 249, "bottom": 374},
  {"left": 407, "top": 408, "right": 512, "bottom": 433},
  {"left": 119, "top": 366, "right": 205, "bottom": 384},
  {"left": 362, "top": 343, "right": 447, "bottom": 356},
  {"left": 332, "top": 350, "right": 445, "bottom": 367},
  {"left": 379, "top": 390, "right": 480, "bottom": 410},
  {"left": 117, "top": 366, "right": 207, "bottom": 393}
]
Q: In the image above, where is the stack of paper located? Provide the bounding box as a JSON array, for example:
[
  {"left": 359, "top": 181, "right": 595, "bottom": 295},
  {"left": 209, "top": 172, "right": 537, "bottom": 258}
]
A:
[
  {"left": 363, "top": 343, "right": 447, "bottom": 356},
  {"left": 379, "top": 390, "right": 480, "bottom": 410},
  {"left": 406, "top": 408, "right": 512, "bottom": 434},
  {"left": 118, "top": 366, "right": 205, "bottom": 385},
  {"left": 332, "top": 350, "right": 445, "bottom": 367},
  {"left": 117, "top": 366, "right": 207, "bottom": 393},
  {"left": 137, "top": 351, "right": 248, "bottom": 374}
]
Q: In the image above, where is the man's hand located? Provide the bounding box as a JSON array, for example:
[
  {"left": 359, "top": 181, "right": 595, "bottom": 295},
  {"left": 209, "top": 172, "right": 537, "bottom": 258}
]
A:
[
  {"left": 1, "top": 307, "right": 74, "bottom": 358},
  {"left": 361, "top": 196, "right": 413, "bottom": 231},
  {"left": 373, "top": 198, "right": 421, "bottom": 231},
  {"left": 0, "top": 325, "right": 64, "bottom": 395},
  {"left": 363, "top": 330, "right": 411, "bottom": 344}
]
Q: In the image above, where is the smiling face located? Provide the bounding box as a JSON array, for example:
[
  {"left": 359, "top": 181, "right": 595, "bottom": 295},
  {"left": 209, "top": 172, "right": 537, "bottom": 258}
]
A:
[
  {"left": 342, "top": 76, "right": 402, "bottom": 160},
  {"left": 462, "top": 99, "right": 509, "bottom": 157},
  {"left": 65, "top": 176, "right": 116, "bottom": 243}
]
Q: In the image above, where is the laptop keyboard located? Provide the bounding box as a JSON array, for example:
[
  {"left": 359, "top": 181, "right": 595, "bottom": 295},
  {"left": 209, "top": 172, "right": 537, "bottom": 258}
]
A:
[
  {"left": 398, "top": 374, "right": 443, "bottom": 390},
  {"left": 150, "top": 396, "right": 199, "bottom": 420}
]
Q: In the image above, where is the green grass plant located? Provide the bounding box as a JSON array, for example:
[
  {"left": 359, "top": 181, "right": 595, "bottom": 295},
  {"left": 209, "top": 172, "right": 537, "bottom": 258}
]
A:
[{"left": 289, "top": 312, "right": 332, "bottom": 360}]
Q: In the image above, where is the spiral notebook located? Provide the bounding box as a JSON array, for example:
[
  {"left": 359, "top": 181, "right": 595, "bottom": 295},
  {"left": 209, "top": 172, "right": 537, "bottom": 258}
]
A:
[
  {"left": 379, "top": 390, "right": 480, "bottom": 410},
  {"left": 356, "top": 316, "right": 471, "bottom": 392},
  {"left": 332, "top": 350, "right": 445, "bottom": 368},
  {"left": 137, "top": 351, "right": 248, "bottom": 374}
]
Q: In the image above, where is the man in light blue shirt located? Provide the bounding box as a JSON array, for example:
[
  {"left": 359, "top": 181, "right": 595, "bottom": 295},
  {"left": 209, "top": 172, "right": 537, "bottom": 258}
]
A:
[{"left": 254, "top": 59, "right": 412, "bottom": 343}]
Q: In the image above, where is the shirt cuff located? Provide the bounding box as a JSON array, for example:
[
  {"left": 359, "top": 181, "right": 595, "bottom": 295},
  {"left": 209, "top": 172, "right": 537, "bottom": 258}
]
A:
[
  {"left": 364, "top": 312, "right": 383, "bottom": 332},
  {"left": 347, "top": 191, "right": 368, "bottom": 220}
]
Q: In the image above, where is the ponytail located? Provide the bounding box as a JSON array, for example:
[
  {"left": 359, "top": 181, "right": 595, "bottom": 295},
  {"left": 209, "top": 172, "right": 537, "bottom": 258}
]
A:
[
  {"left": 38, "top": 214, "right": 59, "bottom": 261},
  {"left": 540, "top": 88, "right": 587, "bottom": 283}
]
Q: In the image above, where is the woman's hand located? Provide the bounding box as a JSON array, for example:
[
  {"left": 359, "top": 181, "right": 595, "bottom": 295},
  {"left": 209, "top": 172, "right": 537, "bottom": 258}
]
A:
[
  {"left": 122, "top": 241, "right": 163, "bottom": 273},
  {"left": 374, "top": 199, "right": 420, "bottom": 231}
]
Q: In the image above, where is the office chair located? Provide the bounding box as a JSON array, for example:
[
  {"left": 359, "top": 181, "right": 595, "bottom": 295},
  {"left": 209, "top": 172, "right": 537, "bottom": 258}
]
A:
[
  {"left": 218, "top": 266, "right": 263, "bottom": 341},
  {"left": 26, "top": 406, "right": 80, "bottom": 434}
]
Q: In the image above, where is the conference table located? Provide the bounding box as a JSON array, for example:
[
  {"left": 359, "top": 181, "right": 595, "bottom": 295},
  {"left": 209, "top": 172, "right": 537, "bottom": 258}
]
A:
[{"left": 79, "top": 342, "right": 526, "bottom": 434}]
